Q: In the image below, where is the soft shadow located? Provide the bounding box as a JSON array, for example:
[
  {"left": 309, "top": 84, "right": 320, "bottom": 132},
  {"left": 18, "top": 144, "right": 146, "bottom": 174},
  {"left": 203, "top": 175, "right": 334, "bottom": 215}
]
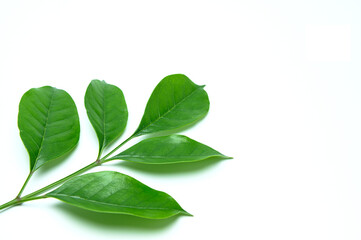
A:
[
  {"left": 110, "top": 157, "right": 228, "bottom": 175},
  {"left": 54, "top": 203, "right": 180, "bottom": 231}
]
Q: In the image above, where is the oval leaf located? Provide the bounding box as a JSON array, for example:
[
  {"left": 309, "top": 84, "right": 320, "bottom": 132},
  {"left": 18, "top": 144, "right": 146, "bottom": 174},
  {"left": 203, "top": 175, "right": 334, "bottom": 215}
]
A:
[
  {"left": 109, "top": 135, "right": 230, "bottom": 164},
  {"left": 47, "top": 171, "right": 191, "bottom": 219},
  {"left": 85, "top": 80, "right": 128, "bottom": 156},
  {"left": 133, "top": 74, "right": 209, "bottom": 137},
  {"left": 18, "top": 86, "right": 80, "bottom": 171}
]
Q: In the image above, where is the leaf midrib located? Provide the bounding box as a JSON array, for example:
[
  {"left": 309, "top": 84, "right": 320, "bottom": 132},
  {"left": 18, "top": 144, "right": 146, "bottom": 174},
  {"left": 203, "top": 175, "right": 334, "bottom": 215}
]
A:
[
  {"left": 135, "top": 85, "right": 203, "bottom": 135},
  {"left": 101, "top": 83, "right": 106, "bottom": 149},
  {"left": 33, "top": 88, "right": 56, "bottom": 168}
]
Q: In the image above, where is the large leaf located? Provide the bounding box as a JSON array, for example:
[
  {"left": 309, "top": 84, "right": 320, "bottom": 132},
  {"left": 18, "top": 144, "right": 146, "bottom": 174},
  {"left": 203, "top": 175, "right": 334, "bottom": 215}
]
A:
[
  {"left": 18, "top": 86, "right": 80, "bottom": 171},
  {"left": 85, "top": 80, "right": 128, "bottom": 156},
  {"left": 133, "top": 74, "right": 209, "bottom": 137},
  {"left": 47, "top": 171, "right": 191, "bottom": 219},
  {"left": 109, "top": 135, "right": 230, "bottom": 164}
]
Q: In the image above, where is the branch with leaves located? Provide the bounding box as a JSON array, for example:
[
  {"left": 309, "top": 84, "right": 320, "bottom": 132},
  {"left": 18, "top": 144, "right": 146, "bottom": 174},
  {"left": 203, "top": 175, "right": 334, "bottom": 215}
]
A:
[{"left": 0, "top": 74, "right": 230, "bottom": 219}]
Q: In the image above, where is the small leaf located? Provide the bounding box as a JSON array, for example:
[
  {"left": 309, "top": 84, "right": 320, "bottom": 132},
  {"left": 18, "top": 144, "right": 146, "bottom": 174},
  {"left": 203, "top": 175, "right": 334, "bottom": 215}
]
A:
[
  {"left": 85, "top": 80, "right": 128, "bottom": 156},
  {"left": 109, "top": 135, "right": 230, "bottom": 164},
  {"left": 18, "top": 86, "right": 80, "bottom": 171},
  {"left": 47, "top": 171, "right": 191, "bottom": 219},
  {"left": 133, "top": 74, "right": 209, "bottom": 137}
]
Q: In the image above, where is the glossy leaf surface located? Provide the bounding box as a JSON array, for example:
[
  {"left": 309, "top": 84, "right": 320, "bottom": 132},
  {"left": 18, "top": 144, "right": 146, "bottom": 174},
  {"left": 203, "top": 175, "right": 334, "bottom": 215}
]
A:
[
  {"left": 47, "top": 171, "right": 190, "bottom": 219},
  {"left": 110, "top": 135, "right": 229, "bottom": 164},
  {"left": 18, "top": 86, "right": 80, "bottom": 171},
  {"left": 133, "top": 74, "right": 209, "bottom": 137},
  {"left": 85, "top": 80, "right": 128, "bottom": 156}
]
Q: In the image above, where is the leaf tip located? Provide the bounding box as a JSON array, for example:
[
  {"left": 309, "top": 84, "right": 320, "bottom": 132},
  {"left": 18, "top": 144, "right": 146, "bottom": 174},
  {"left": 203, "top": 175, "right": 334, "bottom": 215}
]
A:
[
  {"left": 180, "top": 210, "right": 193, "bottom": 217},
  {"left": 223, "top": 155, "right": 233, "bottom": 160}
]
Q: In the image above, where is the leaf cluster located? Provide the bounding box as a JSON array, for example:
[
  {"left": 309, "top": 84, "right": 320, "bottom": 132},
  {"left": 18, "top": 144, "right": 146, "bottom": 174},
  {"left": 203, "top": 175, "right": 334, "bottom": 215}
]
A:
[{"left": 0, "top": 74, "right": 230, "bottom": 220}]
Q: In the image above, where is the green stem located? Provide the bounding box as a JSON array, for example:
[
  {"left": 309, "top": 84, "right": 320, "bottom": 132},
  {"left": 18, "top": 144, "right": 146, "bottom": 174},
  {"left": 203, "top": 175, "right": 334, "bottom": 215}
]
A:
[
  {"left": 0, "top": 135, "right": 135, "bottom": 212},
  {"left": 18, "top": 135, "right": 134, "bottom": 200},
  {"left": 0, "top": 199, "right": 18, "bottom": 211},
  {"left": 0, "top": 161, "right": 96, "bottom": 211},
  {"left": 20, "top": 195, "right": 49, "bottom": 204},
  {"left": 100, "top": 135, "right": 134, "bottom": 161},
  {"left": 0, "top": 195, "right": 48, "bottom": 211},
  {"left": 16, "top": 171, "right": 34, "bottom": 198},
  {"left": 22, "top": 161, "right": 99, "bottom": 200}
]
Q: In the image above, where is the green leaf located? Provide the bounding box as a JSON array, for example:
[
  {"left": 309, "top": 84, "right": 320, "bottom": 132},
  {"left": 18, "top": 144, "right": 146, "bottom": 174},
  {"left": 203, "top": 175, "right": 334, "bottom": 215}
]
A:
[
  {"left": 85, "top": 80, "right": 128, "bottom": 156},
  {"left": 133, "top": 74, "right": 209, "bottom": 137},
  {"left": 109, "top": 135, "right": 230, "bottom": 164},
  {"left": 18, "top": 86, "right": 80, "bottom": 171},
  {"left": 47, "top": 171, "right": 191, "bottom": 219}
]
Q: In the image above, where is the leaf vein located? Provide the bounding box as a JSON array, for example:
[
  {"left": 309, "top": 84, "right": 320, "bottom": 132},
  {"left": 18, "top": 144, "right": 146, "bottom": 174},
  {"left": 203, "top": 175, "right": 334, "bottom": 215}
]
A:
[
  {"left": 33, "top": 88, "right": 56, "bottom": 167},
  {"left": 137, "top": 86, "right": 202, "bottom": 135}
]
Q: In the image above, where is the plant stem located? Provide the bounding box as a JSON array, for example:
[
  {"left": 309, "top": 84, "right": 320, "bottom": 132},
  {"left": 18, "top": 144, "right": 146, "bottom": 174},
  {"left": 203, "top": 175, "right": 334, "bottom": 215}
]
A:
[
  {"left": 0, "top": 199, "right": 18, "bottom": 211},
  {"left": 22, "top": 161, "right": 99, "bottom": 200},
  {"left": 0, "top": 161, "right": 96, "bottom": 211},
  {"left": 21, "top": 195, "right": 49, "bottom": 203},
  {"left": 16, "top": 170, "right": 34, "bottom": 198},
  {"left": 0, "top": 135, "right": 136, "bottom": 212},
  {"left": 0, "top": 195, "right": 48, "bottom": 211},
  {"left": 100, "top": 135, "right": 134, "bottom": 161},
  {"left": 0, "top": 161, "right": 97, "bottom": 211},
  {"left": 10, "top": 135, "right": 134, "bottom": 201}
]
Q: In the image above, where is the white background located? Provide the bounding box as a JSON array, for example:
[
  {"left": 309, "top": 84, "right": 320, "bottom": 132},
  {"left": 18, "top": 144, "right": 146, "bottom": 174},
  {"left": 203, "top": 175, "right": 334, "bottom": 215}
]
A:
[{"left": 1, "top": 0, "right": 361, "bottom": 239}]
